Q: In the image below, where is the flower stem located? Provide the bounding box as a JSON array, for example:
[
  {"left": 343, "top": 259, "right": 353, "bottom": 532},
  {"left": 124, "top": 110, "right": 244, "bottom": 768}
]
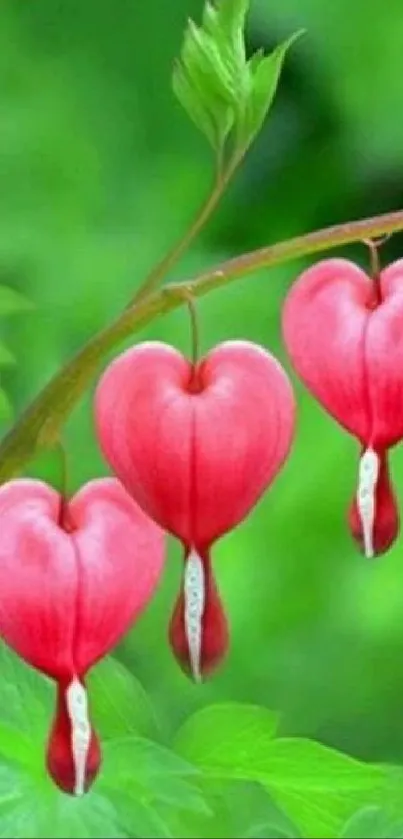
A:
[
  {"left": 185, "top": 293, "right": 200, "bottom": 368},
  {"left": 54, "top": 438, "right": 70, "bottom": 528},
  {"left": 130, "top": 168, "right": 231, "bottom": 306},
  {"left": 363, "top": 235, "right": 390, "bottom": 304},
  {"left": 1, "top": 208, "right": 403, "bottom": 482}
]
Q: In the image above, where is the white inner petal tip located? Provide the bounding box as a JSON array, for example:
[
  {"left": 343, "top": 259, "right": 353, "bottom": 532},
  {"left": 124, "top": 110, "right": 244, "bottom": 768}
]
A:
[
  {"left": 66, "top": 677, "right": 91, "bottom": 796},
  {"left": 184, "top": 548, "right": 206, "bottom": 682},
  {"left": 357, "top": 448, "right": 380, "bottom": 559}
]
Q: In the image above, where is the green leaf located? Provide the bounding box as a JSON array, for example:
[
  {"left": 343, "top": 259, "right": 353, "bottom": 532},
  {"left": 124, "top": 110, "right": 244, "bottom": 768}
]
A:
[
  {"left": 174, "top": 703, "right": 279, "bottom": 771},
  {"left": 88, "top": 655, "right": 159, "bottom": 740},
  {"left": 214, "top": 0, "right": 249, "bottom": 34},
  {"left": 0, "top": 644, "right": 52, "bottom": 740},
  {"left": 0, "top": 285, "right": 32, "bottom": 315},
  {"left": 38, "top": 791, "right": 129, "bottom": 839},
  {"left": 184, "top": 20, "right": 235, "bottom": 102},
  {"left": 173, "top": 0, "right": 301, "bottom": 166},
  {"left": 262, "top": 741, "right": 386, "bottom": 839},
  {"left": 102, "top": 736, "right": 199, "bottom": 785},
  {"left": 173, "top": 14, "right": 235, "bottom": 153},
  {"left": 238, "top": 31, "right": 304, "bottom": 147},
  {"left": 0, "top": 645, "right": 205, "bottom": 837},
  {"left": 173, "top": 59, "right": 232, "bottom": 152},
  {"left": 223, "top": 781, "right": 301, "bottom": 839},
  {"left": 0, "top": 761, "right": 174, "bottom": 839},
  {"left": 0, "top": 772, "right": 131, "bottom": 839},
  {"left": 175, "top": 705, "right": 391, "bottom": 839},
  {"left": 99, "top": 737, "right": 210, "bottom": 835},
  {"left": 172, "top": 0, "right": 250, "bottom": 157},
  {"left": 0, "top": 722, "right": 38, "bottom": 768},
  {"left": 0, "top": 646, "right": 157, "bottom": 748},
  {"left": 103, "top": 789, "right": 173, "bottom": 839}
]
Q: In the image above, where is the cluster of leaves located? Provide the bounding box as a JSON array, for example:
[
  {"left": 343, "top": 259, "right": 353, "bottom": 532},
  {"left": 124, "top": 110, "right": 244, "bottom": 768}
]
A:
[
  {"left": 0, "top": 643, "right": 402, "bottom": 839},
  {"left": 173, "top": 0, "right": 302, "bottom": 172}
]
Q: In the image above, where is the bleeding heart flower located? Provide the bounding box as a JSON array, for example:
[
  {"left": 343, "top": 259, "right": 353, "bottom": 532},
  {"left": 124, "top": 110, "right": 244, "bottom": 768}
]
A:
[
  {"left": 0, "top": 477, "right": 164, "bottom": 795},
  {"left": 94, "top": 340, "right": 295, "bottom": 681},
  {"left": 282, "top": 257, "right": 403, "bottom": 557}
]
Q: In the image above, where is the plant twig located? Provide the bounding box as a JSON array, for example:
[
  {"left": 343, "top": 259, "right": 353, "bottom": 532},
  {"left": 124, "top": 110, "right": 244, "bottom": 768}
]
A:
[
  {"left": 130, "top": 167, "right": 232, "bottom": 306},
  {"left": 0, "top": 207, "right": 402, "bottom": 483}
]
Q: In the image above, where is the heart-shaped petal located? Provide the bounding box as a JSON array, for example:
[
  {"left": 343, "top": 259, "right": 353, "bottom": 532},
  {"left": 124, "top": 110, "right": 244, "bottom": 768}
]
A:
[
  {"left": 0, "top": 477, "right": 165, "bottom": 680},
  {"left": 94, "top": 340, "right": 295, "bottom": 547},
  {"left": 0, "top": 477, "right": 165, "bottom": 795},
  {"left": 282, "top": 257, "right": 403, "bottom": 557},
  {"left": 282, "top": 257, "right": 403, "bottom": 449}
]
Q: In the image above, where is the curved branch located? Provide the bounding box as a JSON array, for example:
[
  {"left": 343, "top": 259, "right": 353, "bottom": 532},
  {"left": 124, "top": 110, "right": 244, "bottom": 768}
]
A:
[{"left": 1, "top": 207, "right": 402, "bottom": 482}]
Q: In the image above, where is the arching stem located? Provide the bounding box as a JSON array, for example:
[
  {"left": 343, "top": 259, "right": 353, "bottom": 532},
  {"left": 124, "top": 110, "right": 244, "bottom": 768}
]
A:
[
  {"left": 1, "top": 210, "right": 403, "bottom": 482},
  {"left": 55, "top": 438, "right": 70, "bottom": 529}
]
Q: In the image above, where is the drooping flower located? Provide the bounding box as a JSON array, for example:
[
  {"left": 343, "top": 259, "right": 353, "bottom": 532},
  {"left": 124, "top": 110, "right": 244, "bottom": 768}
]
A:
[
  {"left": 0, "top": 477, "right": 165, "bottom": 794},
  {"left": 94, "top": 340, "right": 295, "bottom": 680},
  {"left": 282, "top": 257, "right": 403, "bottom": 557}
]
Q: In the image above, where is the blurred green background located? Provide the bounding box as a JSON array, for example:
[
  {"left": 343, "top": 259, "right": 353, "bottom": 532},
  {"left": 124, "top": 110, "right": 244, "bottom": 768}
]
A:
[{"left": 2, "top": 0, "right": 403, "bottom": 805}]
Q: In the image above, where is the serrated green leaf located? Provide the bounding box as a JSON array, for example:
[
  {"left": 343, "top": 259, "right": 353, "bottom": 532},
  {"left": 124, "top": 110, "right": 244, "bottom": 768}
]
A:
[
  {"left": 88, "top": 655, "right": 158, "bottom": 740},
  {"left": 0, "top": 650, "right": 204, "bottom": 837},
  {"left": 0, "top": 647, "right": 158, "bottom": 751},
  {"left": 173, "top": 61, "right": 221, "bottom": 149},
  {"left": 0, "top": 772, "right": 131, "bottom": 839},
  {"left": 248, "top": 48, "right": 265, "bottom": 74},
  {"left": 173, "top": 0, "right": 301, "bottom": 168},
  {"left": 0, "top": 644, "right": 52, "bottom": 739},
  {"left": 184, "top": 21, "right": 235, "bottom": 102},
  {"left": 41, "top": 792, "right": 128, "bottom": 839},
  {"left": 204, "top": 0, "right": 246, "bottom": 84},
  {"left": 145, "top": 775, "right": 211, "bottom": 817},
  {"left": 222, "top": 781, "right": 301, "bottom": 839},
  {"left": 0, "top": 285, "right": 32, "bottom": 315},
  {"left": 102, "top": 736, "right": 199, "bottom": 784},
  {"left": 215, "top": 0, "right": 250, "bottom": 33},
  {"left": 174, "top": 14, "right": 236, "bottom": 153},
  {"left": 175, "top": 705, "right": 391, "bottom": 839},
  {"left": 99, "top": 737, "right": 208, "bottom": 835},
  {"left": 238, "top": 30, "right": 304, "bottom": 147},
  {"left": 174, "top": 703, "right": 279, "bottom": 771},
  {"left": 250, "top": 740, "right": 386, "bottom": 839},
  {"left": 0, "top": 344, "right": 16, "bottom": 366},
  {"left": 0, "top": 722, "right": 37, "bottom": 768},
  {"left": 173, "top": 0, "right": 249, "bottom": 155},
  {"left": 105, "top": 788, "right": 173, "bottom": 839}
]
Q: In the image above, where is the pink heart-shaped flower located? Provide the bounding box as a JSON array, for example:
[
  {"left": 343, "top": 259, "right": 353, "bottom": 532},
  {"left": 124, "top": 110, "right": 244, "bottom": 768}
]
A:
[
  {"left": 283, "top": 257, "right": 403, "bottom": 557},
  {"left": 95, "top": 340, "right": 295, "bottom": 679},
  {"left": 0, "top": 477, "right": 165, "bottom": 794}
]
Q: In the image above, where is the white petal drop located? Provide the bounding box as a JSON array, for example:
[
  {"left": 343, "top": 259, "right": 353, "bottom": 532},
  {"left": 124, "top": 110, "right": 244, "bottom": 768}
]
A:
[
  {"left": 184, "top": 548, "right": 206, "bottom": 683},
  {"left": 66, "top": 677, "right": 91, "bottom": 796},
  {"left": 357, "top": 447, "right": 380, "bottom": 559}
]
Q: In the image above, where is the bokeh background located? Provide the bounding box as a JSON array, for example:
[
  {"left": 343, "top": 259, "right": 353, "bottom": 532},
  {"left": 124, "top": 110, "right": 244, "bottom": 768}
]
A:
[{"left": 2, "top": 0, "right": 403, "bottom": 784}]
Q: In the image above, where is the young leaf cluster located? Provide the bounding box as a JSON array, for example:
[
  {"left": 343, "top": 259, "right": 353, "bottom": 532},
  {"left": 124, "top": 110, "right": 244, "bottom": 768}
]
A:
[{"left": 173, "top": 0, "right": 302, "bottom": 174}]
